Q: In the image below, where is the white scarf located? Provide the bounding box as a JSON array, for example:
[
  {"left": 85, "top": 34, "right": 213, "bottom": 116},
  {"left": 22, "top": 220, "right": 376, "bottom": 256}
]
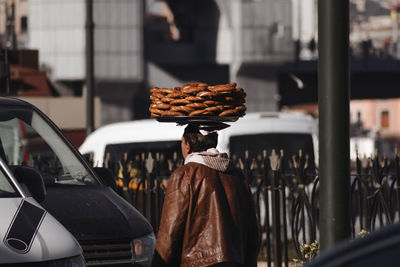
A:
[{"left": 184, "top": 148, "right": 230, "bottom": 172}]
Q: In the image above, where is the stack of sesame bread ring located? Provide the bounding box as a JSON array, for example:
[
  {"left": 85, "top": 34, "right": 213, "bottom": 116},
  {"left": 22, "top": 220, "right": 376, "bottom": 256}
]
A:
[{"left": 149, "top": 82, "right": 246, "bottom": 117}]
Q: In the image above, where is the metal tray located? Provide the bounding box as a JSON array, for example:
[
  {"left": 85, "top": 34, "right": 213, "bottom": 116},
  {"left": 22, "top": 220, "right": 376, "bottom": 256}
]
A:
[
  {"left": 154, "top": 116, "right": 239, "bottom": 131},
  {"left": 155, "top": 116, "right": 239, "bottom": 123}
]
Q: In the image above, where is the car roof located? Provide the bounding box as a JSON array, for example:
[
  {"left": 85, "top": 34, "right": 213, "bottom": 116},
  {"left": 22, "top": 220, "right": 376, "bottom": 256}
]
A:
[{"left": 0, "top": 97, "right": 31, "bottom": 107}]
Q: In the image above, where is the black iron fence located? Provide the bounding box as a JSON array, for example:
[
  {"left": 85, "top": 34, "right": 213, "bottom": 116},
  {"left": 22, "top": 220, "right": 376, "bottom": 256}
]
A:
[{"left": 90, "top": 150, "right": 400, "bottom": 266}]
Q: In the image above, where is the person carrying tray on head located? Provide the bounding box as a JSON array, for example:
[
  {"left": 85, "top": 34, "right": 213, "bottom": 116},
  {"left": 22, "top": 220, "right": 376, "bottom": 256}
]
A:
[{"left": 151, "top": 124, "right": 260, "bottom": 267}]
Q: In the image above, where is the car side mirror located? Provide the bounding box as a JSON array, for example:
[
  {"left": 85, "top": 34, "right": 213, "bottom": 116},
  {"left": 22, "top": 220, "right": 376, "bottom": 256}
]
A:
[
  {"left": 93, "top": 167, "right": 117, "bottom": 190},
  {"left": 14, "top": 166, "right": 47, "bottom": 203}
]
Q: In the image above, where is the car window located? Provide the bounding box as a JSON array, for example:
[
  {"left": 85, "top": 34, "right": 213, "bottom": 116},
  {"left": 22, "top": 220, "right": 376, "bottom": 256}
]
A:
[
  {"left": 0, "top": 166, "right": 18, "bottom": 197},
  {"left": 0, "top": 107, "right": 98, "bottom": 186}
]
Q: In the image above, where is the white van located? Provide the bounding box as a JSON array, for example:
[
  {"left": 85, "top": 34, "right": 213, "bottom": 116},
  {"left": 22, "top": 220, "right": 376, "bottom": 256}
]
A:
[
  {"left": 80, "top": 119, "right": 184, "bottom": 167},
  {"left": 219, "top": 112, "right": 318, "bottom": 166},
  {"left": 0, "top": 157, "right": 85, "bottom": 266},
  {"left": 80, "top": 112, "right": 318, "bottom": 168}
]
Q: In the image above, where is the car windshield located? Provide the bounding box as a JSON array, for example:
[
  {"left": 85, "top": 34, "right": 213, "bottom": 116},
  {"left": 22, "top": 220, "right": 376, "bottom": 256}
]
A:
[
  {"left": 0, "top": 163, "right": 19, "bottom": 197},
  {"left": 0, "top": 107, "right": 98, "bottom": 186}
]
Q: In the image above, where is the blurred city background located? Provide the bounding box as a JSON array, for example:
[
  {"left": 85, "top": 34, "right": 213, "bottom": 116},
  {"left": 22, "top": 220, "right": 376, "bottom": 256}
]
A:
[
  {"left": 0, "top": 0, "right": 399, "bottom": 155},
  {"left": 0, "top": 1, "right": 399, "bottom": 265}
]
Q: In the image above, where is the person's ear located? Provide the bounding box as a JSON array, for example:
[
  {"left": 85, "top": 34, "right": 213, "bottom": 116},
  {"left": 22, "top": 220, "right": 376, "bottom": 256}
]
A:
[{"left": 185, "top": 141, "right": 191, "bottom": 155}]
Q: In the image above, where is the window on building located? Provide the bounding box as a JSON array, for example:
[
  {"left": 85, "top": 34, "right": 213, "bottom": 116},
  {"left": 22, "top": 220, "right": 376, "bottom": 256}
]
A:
[
  {"left": 357, "top": 111, "right": 362, "bottom": 122},
  {"left": 381, "top": 111, "right": 390, "bottom": 129},
  {"left": 20, "top": 16, "right": 28, "bottom": 33}
]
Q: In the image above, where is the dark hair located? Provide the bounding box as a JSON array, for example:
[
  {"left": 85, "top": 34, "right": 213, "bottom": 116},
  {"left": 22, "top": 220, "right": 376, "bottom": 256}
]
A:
[{"left": 183, "top": 124, "right": 218, "bottom": 153}]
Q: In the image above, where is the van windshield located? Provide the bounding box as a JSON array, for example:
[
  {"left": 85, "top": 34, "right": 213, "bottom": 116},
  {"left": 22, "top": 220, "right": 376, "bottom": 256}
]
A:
[
  {"left": 229, "top": 133, "right": 315, "bottom": 169},
  {"left": 0, "top": 107, "right": 97, "bottom": 186}
]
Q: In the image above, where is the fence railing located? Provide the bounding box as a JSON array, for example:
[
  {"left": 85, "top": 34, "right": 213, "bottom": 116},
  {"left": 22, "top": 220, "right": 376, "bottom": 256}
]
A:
[{"left": 92, "top": 150, "right": 400, "bottom": 266}]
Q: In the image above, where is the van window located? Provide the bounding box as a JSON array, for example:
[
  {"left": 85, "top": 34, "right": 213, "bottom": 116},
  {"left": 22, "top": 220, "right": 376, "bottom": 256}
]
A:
[
  {"left": 229, "top": 133, "right": 315, "bottom": 169},
  {"left": 0, "top": 167, "right": 18, "bottom": 197},
  {"left": 0, "top": 108, "right": 98, "bottom": 186}
]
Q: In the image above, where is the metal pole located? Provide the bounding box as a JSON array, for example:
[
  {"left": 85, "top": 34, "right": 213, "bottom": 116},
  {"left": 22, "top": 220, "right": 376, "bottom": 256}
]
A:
[
  {"left": 85, "top": 0, "right": 95, "bottom": 136},
  {"left": 10, "top": 1, "right": 16, "bottom": 50},
  {"left": 4, "top": 48, "right": 9, "bottom": 95},
  {"left": 141, "top": 0, "right": 148, "bottom": 89},
  {"left": 271, "top": 170, "right": 282, "bottom": 267},
  {"left": 318, "top": 0, "right": 351, "bottom": 251},
  {"left": 4, "top": 0, "right": 11, "bottom": 95},
  {"left": 391, "top": 5, "right": 400, "bottom": 58}
]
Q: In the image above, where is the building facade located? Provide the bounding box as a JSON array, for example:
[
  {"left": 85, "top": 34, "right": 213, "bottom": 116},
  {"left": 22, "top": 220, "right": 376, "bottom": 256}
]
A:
[
  {"left": 28, "top": 0, "right": 144, "bottom": 124},
  {"left": 26, "top": 0, "right": 296, "bottom": 125},
  {"left": 0, "top": 0, "right": 29, "bottom": 48}
]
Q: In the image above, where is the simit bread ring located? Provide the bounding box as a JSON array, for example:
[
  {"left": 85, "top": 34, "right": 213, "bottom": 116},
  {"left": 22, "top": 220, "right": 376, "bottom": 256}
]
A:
[
  {"left": 150, "top": 95, "right": 160, "bottom": 101},
  {"left": 186, "top": 102, "right": 207, "bottom": 109},
  {"left": 189, "top": 109, "right": 213, "bottom": 116},
  {"left": 170, "top": 99, "right": 191, "bottom": 105},
  {"left": 161, "top": 110, "right": 185, "bottom": 116},
  {"left": 161, "top": 97, "right": 174, "bottom": 103},
  {"left": 226, "top": 82, "right": 237, "bottom": 88},
  {"left": 159, "top": 88, "right": 176, "bottom": 94},
  {"left": 235, "top": 87, "right": 244, "bottom": 93},
  {"left": 196, "top": 91, "right": 216, "bottom": 98},
  {"left": 204, "top": 100, "right": 223, "bottom": 107},
  {"left": 189, "top": 109, "right": 203, "bottom": 116},
  {"left": 210, "top": 86, "right": 236, "bottom": 93},
  {"left": 216, "top": 91, "right": 234, "bottom": 96},
  {"left": 201, "top": 110, "right": 215, "bottom": 116},
  {"left": 182, "top": 82, "right": 208, "bottom": 88},
  {"left": 219, "top": 109, "right": 238, "bottom": 117},
  {"left": 171, "top": 105, "right": 194, "bottom": 114},
  {"left": 182, "top": 82, "right": 199, "bottom": 88},
  {"left": 153, "top": 92, "right": 165, "bottom": 99},
  {"left": 196, "top": 82, "right": 208, "bottom": 87},
  {"left": 235, "top": 105, "right": 247, "bottom": 112},
  {"left": 182, "top": 84, "right": 208, "bottom": 91},
  {"left": 205, "top": 105, "right": 224, "bottom": 113},
  {"left": 182, "top": 87, "right": 207, "bottom": 95},
  {"left": 166, "top": 92, "right": 187, "bottom": 99},
  {"left": 209, "top": 82, "right": 236, "bottom": 91},
  {"left": 149, "top": 108, "right": 163, "bottom": 115},
  {"left": 224, "top": 96, "right": 235, "bottom": 102},
  {"left": 186, "top": 96, "right": 204, "bottom": 102},
  {"left": 156, "top": 103, "right": 171, "bottom": 110},
  {"left": 150, "top": 87, "right": 160, "bottom": 93},
  {"left": 223, "top": 105, "right": 235, "bottom": 109}
]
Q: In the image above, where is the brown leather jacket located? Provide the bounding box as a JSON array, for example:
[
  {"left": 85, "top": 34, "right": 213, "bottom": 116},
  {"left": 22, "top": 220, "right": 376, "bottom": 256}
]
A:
[{"left": 155, "top": 162, "right": 260, "bottom": 267}]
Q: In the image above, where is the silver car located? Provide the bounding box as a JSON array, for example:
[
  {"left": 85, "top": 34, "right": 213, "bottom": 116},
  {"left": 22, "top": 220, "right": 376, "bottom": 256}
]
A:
[{"left": 0, "top": 157, "right": 86, "bottom": 266}]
